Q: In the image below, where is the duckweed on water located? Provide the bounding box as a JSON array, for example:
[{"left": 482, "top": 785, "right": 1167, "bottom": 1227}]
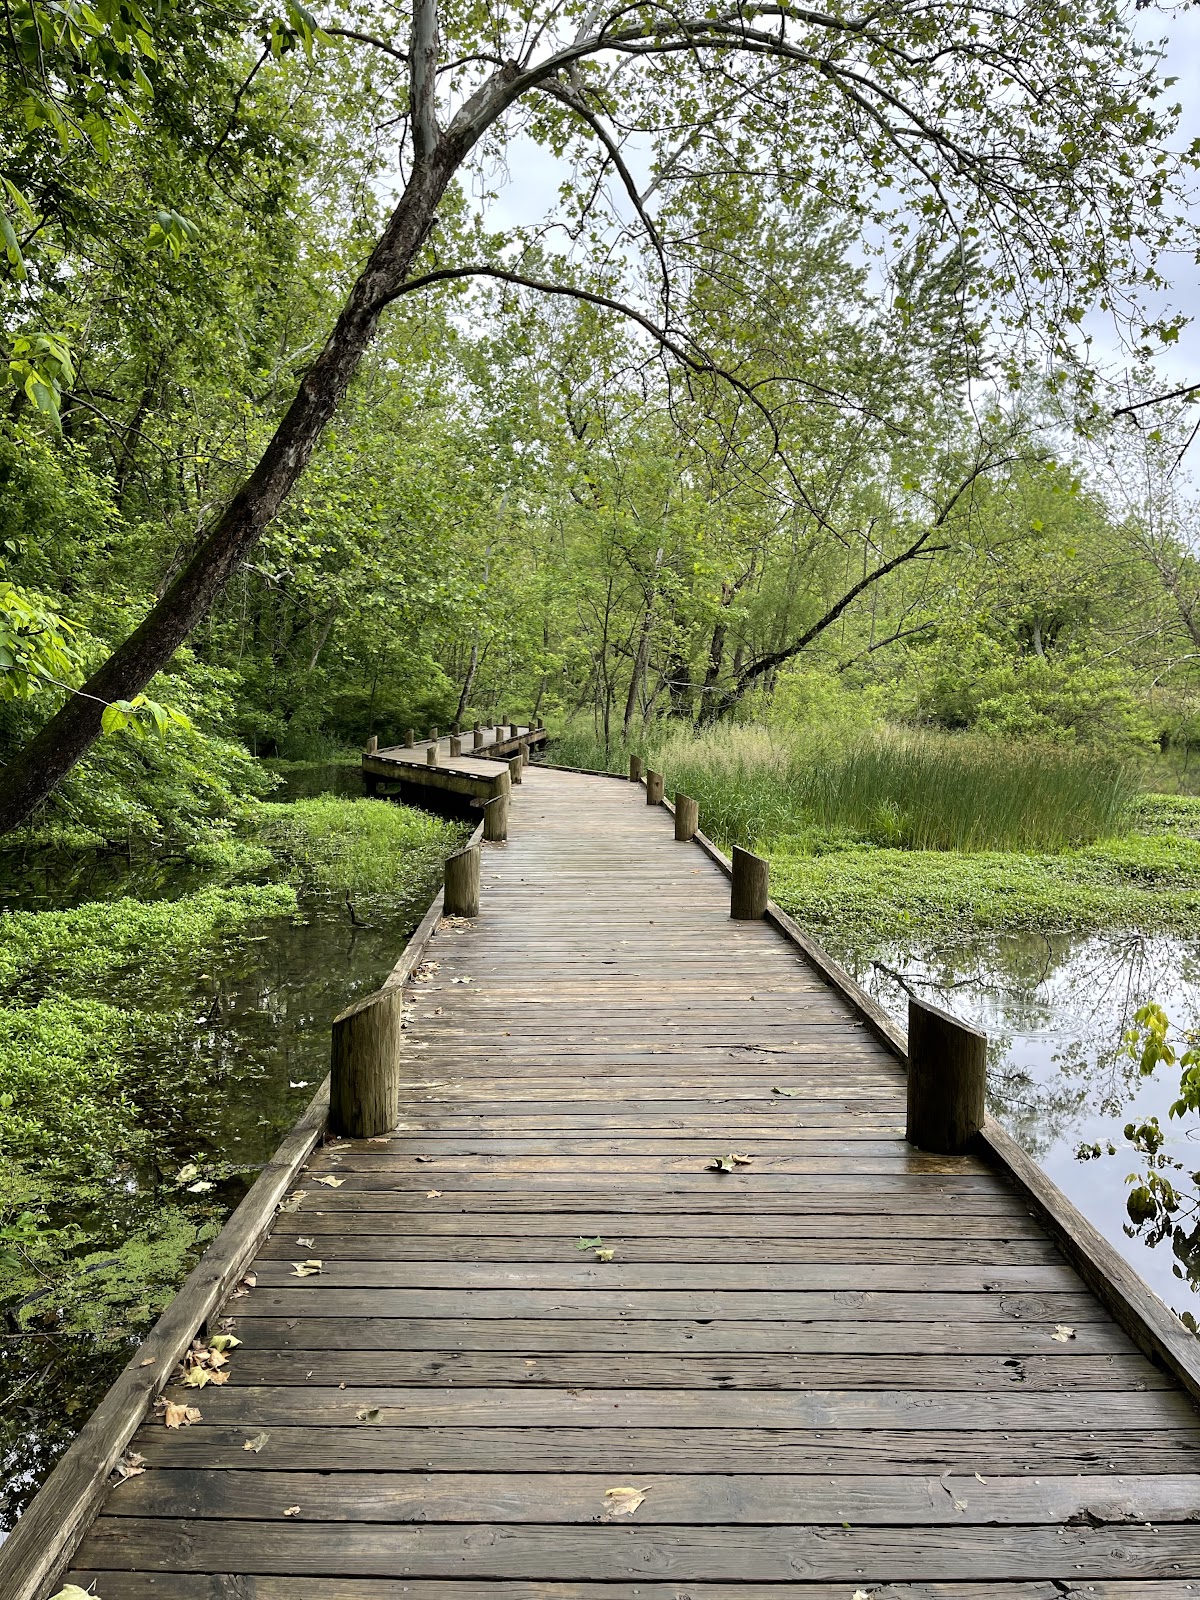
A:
[{"left": 769, "top": 825, "right": 1200, "bottom": 944}]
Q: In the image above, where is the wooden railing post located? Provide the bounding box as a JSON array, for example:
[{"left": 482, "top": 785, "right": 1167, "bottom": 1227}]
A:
[
  {"left": 364, "top": 734, "right": 378, "bottom": 754},
  {"left": 906, "top": 996, "right": 987, "bottom": 1155},
  {"left": 444, "top": 841, "right": 481, "bottom": 917},
  {"left": 451, "top": 721, "right": 461, "bottom": 735},
  {"left": 428, "top": 725, "right": 439, "bottom": 742},
  {"left": 508, "top": 753, "right": 523, "bottom": 786},
  {"left": 519, "top": 737, "right": 530, "bottom": 768},
  {"left": 330, "top": 988, "right": 405, "bottom": 1137},
  {"left": 404, "top": 727, "right": 415, "bottom": 747},
  {"left": 426, "top": 745, "right": 438, "bottom": 767},
  {"left": 730, "top": 846, "right": 768, "bottom": 919},
  {"left": 630, "top": 754, "right": 644, "bottom": 783},
  {"left": 473, "top": 727, "right": 485, "bottom": 749},
  {"left": 449, "top": 735, "right": 463, "bottom": 757},
  {"left": 646, "top": 770, "right": 664, "bottom": 805},
  {"left": 675, "top": 793, "right": 699, "bottom": 840},
  {"left": 483, "top": 792, "right": 509, "bottom": 841}
]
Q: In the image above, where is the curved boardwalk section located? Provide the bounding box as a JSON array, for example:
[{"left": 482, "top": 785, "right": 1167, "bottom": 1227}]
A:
[{"left": 70, "top": 767, "right": 1200, "bottom": 1596}]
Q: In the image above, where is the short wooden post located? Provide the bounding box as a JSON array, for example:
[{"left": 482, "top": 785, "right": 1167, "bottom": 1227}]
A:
[
  {"left": 519, "top": 738, "right": 530, "bottom": 768},
  {"left": 675, "top": 793, "right": 699, "bottom": 841},
  {"left": 483, "top": 792, "right": 509, "bottom": 841},
  {"left": 474, "top": 721, "right": 482, "bottom": 732},
  {"left": 730, "top": 846, "right": 768, "bottom": 919},
  {"left": 452, "top": 721, "right": 461, "bottom": 736},
  {"left": 906, "top": 996, "right": 987, "bottom": 1155},
  {"left": 473, "top": 728, "right": 485, "bottom": 749},
  {"left": 630, "top": 754, "right": 644, "bottom": 783},
  {"left": 444, "top": 841, "right": 481, "bottom": 917},
  {"left": 508, "top": 754, "right": 523, "bottom": 786},
  {"left": 330, "top": 988, "right": 405, "bottom": 1137},
  {"left": 426, "top": 745, "right": 438, "bottom": 767},
  {"left": 428, "top": 726, "right": 438, "bottom": 742},
  {"left": 646, "top": 770, "right": 664, "bottom": 805},
  {"left": 364, "top": 734, "right": 378, "bottom": 754},
  {"left": 404, "top": 727, "right": 415, "bottom": 747},
  {"left": 449, "top": 735, "right": 463, "bottom": 757}
]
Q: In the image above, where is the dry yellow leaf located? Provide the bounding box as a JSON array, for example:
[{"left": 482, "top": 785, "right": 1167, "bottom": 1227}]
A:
[
  {"left": 1052, "top": 1324, "right": 1076, "bottom": 1342},
  {"left": 314, "top": 1176, "right": 344, "bottom": 1188},
  {"left": 603, "top": 1484, "right": 649, "bottom": 1517},
  {"left": 243, "top": 1432, "right": 269, "bottom": 1453},
  {"left": 291, "top": 1259, "right": 323, "bottom": 1277},
  {"left": 426, "top": 1189, "right": 443, "bottom": 1198},
  {"left": 284, "top": 1505, "right": 301, "bottom": 1516},
  {"left": 163, "top": 1401, "right": 201, "bottom": 1428}
]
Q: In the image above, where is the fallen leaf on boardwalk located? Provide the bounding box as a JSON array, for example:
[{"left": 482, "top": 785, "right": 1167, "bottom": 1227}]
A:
[
  {"left": 163, "top": 1401, "right": 201, "bottom": 1428},
  {"left": 114, "top": 1450, "right": 146, "bottom": 1479},
  {"left": 594, "top": 1248, "right": 615, "bottom": 1262},
  {"left": 974, "top": 1472, "right": 987, "bottom": 1483},
  {"left": 414, "top": 1155, "right": 435, "bottom": 1163},
  {"left": 451, "top": 975, "right": 472, "bottom": 984},
  {"left": 708, "top": 1157, "right": 736, "bottom": 1173},
  {"left": 426, "top": 1190, "right": 443, "bottom": 1198},
  {"left": 292, "top": 1259, "right": 323, "bottom": 1277},
  {"left": 242, "top": 1273, "right": 257, "bottom": 1289},
  {"left": 244, "top": 1432, "right": 269, "bottom": 1452},
  {"left": 772, "top": 1087, "right": 803, "bottom": 1098},
  {"left": 49, "top": 1587, "right": 94, "bottom": 1599},
  {"left": 576, "top": 1237, "right": 604, "bottom": 1251},
  {"left": 603, "top": 1485, "right": 649, "bottom": 1517},
  {"left": 279, "top": 1190, "right": 306, "bottom": 1213},
  {"left": 296, "top": 1237, "right": 315, "bottom": 1248},
  {"left": 730, "top": 1151, "right": 753, "bottom": 1165},
  {"left": 853, "top": 1592, "right": 871, "bottom": 1600},
  {"left": 1052, "top": 1324, "right": 1076, "bottom": 1342},
  {"left": 314, "top": 1176, "right": 344, "bottom": 1188},
  {"left": 355, "top": 1406, "right": 381, "bottom": 1423},
  {"left": 284, "top": 1505, "right": 301, "bottom": 1516},
  {"left": 182, "top": 1365, "right": 218, "bottom": 1388},
  {"left": 139, "top": 1357, "right": 155, "bottom": 1367}
]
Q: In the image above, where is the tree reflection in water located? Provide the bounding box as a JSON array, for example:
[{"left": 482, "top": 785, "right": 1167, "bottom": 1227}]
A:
[{"left": 830, "top": 929, "right": 1200, "bottom": 1324}]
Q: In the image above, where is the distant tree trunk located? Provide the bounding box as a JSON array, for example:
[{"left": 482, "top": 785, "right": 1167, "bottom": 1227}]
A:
[
  {"left": 623, "top": 546, "right": 663, "bottom": 740},
  {"left": 455, "top": 639, "right": 480, "bottom": 723}
]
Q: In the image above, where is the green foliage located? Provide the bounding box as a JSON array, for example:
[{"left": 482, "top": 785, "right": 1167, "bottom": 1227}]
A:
[
  {"left": 554, "top": 721, "right": 1135, "bottom": 853},
  {"left": 767, "top": 841, "right": 1200, "bottom": 947},
  {"left": 253, "top": 796, "right": 464, "bottom": 900},
  {"left": 0, "top": 881, "right": 296, "bottom": 1001}
]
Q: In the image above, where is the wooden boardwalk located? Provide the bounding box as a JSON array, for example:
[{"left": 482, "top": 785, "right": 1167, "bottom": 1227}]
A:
[{"left": 64, "top": 766, "right": 1200, "bottom": 1594}]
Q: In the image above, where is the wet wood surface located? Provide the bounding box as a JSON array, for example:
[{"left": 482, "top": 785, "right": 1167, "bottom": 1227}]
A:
[{"left": 70, "top": 767, "right": 1200, "bottom": 1594}]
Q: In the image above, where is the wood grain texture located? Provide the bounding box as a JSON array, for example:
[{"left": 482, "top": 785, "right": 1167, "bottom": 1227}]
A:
[{"left": 45, "top": 767, "right": 1200, "bottom": 1595}]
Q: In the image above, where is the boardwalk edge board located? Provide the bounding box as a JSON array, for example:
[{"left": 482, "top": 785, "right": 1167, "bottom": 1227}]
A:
[
  {"left": 654, "top": 785, "right": 1200, "bottom": 1410},
  {"left": 0, "top": 828, "right": 469, "bottom": 1600}
]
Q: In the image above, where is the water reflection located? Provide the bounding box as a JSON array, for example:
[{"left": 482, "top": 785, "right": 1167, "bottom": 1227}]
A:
[
  {"left": 0, "top": 835, "right": 434, "bottom": 1529},
  {"left": 832, "top": 930, "right": 1200, "bottom": 1321}
]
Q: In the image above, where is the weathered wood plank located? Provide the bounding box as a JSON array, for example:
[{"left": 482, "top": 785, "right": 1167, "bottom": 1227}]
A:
[
  {"left": 104, "top": 1470, "right": 1200, "bottom": 1526},
  {"left": 212, "top": 1349, "right": 1171, "bottom": 1390},
  {"left": 67, "top": 1579, "right": 1200, "bottom": 1600},
  {"left": 72, "top": 1518, "right": 1200, "bottom": 1580},
  {"left": 229, "top": 1287, "right": 1103, "bottom": 1322},
  {"left": 152, "top": 1384, "right": 1198, "bottom": 1430},
  {"left": 126, "top": 1422, "right": 1200, "bottom": 1475}
]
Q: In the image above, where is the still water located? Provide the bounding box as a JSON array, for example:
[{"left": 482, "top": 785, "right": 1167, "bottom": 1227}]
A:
[
  {"left": 832, "top": 929, "right": 1200, "bottom": 1320},
  {"left": 0, "top": 768, "right": 441, "bottom": 1530}
]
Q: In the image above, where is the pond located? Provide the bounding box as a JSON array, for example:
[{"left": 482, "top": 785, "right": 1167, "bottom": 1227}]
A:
[
  {"left": 833, "top": 929, "right": 1200, "bottom": 1322},
  {"left": 0, "top": 782, "right": 434, "bottom": 1534}
]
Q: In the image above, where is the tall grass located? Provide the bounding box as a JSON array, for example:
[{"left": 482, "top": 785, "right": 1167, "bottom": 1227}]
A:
[{"left": 547, "top": 722, "right": 1135, "bottom": 853}]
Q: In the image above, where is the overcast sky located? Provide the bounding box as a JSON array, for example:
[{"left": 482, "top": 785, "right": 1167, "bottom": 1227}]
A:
[{"left": 484, "top": 6, "right": 1200, "bottom": 408}]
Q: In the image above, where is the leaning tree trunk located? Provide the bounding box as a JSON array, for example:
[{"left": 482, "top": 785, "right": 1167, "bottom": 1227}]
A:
[{"left": 0, "top": 158, "right": 456, "bottom": 834}]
